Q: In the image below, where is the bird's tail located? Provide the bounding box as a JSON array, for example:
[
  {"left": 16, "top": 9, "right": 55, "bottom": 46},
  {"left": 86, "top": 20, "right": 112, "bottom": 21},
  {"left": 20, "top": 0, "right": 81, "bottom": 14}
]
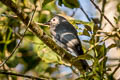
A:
[{"left": 75, "top": 45, "right": 91, "bottom": 71}]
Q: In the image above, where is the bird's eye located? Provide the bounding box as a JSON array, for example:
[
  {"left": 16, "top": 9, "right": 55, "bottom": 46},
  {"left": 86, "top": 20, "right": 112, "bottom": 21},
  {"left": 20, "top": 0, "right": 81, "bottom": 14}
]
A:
[{"left": 53, "top": 19, "right": 55, "bottom": 21}]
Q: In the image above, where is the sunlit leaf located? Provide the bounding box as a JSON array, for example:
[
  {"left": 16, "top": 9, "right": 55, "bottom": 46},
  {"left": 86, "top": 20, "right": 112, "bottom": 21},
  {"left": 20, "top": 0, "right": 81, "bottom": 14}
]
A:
[
  {"left": 42, "top": 0, "right": 54, "bottom": 8},
  {"left": 71, "top": 20, "right": 94, "bottom": 31},
  {"left": 82, "top": 29, "right": 90, "bottom": 37},
  {"left": 71, "top": 54, "right": 93, "bottom": 62},
  {"left": 12, "top": 0, "right": 17, "bottom": 3},
  {"left": 78, "top": 32, "right": 82, "bottom": 35},
  {"left": 58, "top": 0, "right": 80, "bottom": 8},
  {"left": 37, "top": 46, "right": 63, "bottom": 64}
]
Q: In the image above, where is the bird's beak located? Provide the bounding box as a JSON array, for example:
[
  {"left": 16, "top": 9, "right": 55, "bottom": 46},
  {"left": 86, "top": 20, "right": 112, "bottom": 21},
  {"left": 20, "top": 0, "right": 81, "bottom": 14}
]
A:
[{"left": 44, "top": 21, "right": 50, "bottom": 25}]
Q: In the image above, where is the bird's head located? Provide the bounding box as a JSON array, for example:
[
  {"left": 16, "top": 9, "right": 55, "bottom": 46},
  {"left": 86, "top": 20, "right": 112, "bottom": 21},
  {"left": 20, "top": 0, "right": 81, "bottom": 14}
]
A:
[{"left": 45, "top": 15, "right": 67, "bottom": 27}]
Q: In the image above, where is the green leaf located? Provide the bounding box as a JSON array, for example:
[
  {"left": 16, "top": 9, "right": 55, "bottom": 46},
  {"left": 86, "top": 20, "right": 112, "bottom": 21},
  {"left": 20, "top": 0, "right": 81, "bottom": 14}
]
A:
[
  {"left": 92, "top": 24, "right": 99, "bottom": 33},
  {"left": 96, "top": 44, "right": 107, "bottom": 59},
  {"left": 77, "top": 32, "right": 82, "bottom": 35},
  {"left": 71, "top": 54, "right": 93, "bottom": 62},
  {"left": 71, "top": 20, "right": 94, "bottom": 29},
  {"left": 84, "top": 25, "right": 92, "bottom": 32},
  {"left": 58, "top": 0, "right": 80, "bottom": 8},
  {"left": 58, "top": 0, "right": 62, "bottom": 6},
  {"left": 117, "top": 3, "right": 120, "bottom": 13},
  {"left": 12, "top": 0, "right": 17, "bottom": 3},
  {"left": 42, "top": 0, "right": 54, "bottom": 8},
  {"left": 82, "top": 29, "right": 90, "bottom": 37},
  {"left": 99, "top": 56, "right": 107, "bottom": 76},
  {"left": 89, "top": 35, "right": 95, "bottom": 44},
  {"left": 37, "top": 48, "right": 63, "bottom": 64}
]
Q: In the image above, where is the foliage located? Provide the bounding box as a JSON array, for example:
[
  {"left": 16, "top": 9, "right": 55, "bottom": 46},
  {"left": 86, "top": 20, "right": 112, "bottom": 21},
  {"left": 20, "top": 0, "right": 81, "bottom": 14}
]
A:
[
  {"left": 0, "top": 0, "right": 119, "bottom": 80},
  {"left": 58, "top": 0, "right": 80, "bottom": 8}
]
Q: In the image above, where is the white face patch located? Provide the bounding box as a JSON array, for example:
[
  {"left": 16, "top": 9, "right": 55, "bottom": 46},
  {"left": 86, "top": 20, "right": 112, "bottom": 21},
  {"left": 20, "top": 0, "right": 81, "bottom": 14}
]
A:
[{"left": 50, "top": 17, "right": 60, "bottom": 26}]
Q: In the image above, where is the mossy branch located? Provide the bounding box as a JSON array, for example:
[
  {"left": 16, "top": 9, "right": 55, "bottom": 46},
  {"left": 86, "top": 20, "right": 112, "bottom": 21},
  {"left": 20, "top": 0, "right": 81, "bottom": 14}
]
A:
[{"left": 0, "top": 0, "right": 86, "bottom": 72}]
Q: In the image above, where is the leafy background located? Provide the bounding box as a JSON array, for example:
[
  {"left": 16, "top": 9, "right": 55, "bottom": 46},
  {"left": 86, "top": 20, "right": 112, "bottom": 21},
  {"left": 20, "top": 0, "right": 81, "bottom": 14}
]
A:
[{"left": 0, "top": 0, "right": 120, "bottom": 80}]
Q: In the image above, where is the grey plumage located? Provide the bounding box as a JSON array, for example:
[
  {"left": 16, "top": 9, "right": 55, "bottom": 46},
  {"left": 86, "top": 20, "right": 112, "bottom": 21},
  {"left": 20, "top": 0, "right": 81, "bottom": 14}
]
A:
[{"left": 45, "top": 15, "right": 89, "bottom": 70}]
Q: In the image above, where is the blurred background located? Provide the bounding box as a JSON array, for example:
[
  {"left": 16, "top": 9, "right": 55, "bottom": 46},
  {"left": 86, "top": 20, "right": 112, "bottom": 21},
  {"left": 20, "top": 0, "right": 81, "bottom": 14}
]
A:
[{"left": 0, "top": 0, "right": 120, "bottom": 80}]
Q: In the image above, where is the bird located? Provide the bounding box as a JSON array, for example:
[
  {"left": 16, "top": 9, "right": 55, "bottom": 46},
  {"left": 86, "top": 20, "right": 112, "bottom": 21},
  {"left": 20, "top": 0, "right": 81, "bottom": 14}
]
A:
[{"left": 45, "top": 15, "right": 89, "bottom": 70}]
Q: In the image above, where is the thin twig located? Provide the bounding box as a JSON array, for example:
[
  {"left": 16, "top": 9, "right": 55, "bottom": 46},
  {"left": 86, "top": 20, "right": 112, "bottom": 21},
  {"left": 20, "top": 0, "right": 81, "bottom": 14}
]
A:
[
  {"left": 3, "top": 64, "right": 10, "bottom": 80},
  {"left": 71, "top": 8, "right": 77, "bottom": 17},
  {"left": 99, "top": 0, "right": 106, "bottom": 28},
  {"left": 96, "top": 29, "right": 120, "bottom": 39},
  {"left": 0, "top": 6, "right": 37, "bottom": 67},
  {"left": 79, "top": 2, "right": 91, "bottom": 21},
  {"left": 0, "top": 70, "right": 45, "bottom": 80},
  {"left": 90, "top": 0, "right": 115, "bottom": 28},
  {"left": 111, "top": 63, "right": 120, "bottom": 76},
  {"left": 85, "top": 36, "right": 109, "bottom": 53},
  {"left": 35, "top": 22, "right": 49, "bottom": 27}
]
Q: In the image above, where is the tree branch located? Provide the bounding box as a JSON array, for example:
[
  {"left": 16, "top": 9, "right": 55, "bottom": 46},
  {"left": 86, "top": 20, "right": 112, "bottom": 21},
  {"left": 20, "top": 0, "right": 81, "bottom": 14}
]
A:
[
  {"left": 0, "top": 70, "right": 45, "bottom": 80},
  {"left": 0, "top": 0, "right": 86, "bottom": 72},
  {"left": 99, "top": 0, "right": 106, "bottom": 28},
  {"left": 79, "top": 2, "right": 91, "bottom": 21},
  {"left": 90, "top": 0, "right": 115, "bottom": 28}
]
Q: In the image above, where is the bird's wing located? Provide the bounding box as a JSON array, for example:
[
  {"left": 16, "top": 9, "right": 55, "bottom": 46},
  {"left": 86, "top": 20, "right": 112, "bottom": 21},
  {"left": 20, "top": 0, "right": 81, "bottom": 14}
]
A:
[
  {"left": 56, "top": 32, "right": 89, "bottom": 70},
  {"left": 52, "top": 23, "right": 84, "bottom": 56},
  {"left": 57, "top": 31, "right": 84, "bottom": 56},
  {"left": 51, "top": 26, "right": 89, "bottom": 71}
]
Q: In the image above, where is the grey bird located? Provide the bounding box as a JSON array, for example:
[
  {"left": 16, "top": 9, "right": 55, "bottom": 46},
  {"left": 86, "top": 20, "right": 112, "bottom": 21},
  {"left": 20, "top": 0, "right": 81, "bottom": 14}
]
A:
[{"left": 45, "top": 15, "right": 89, "bottom": 70}]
